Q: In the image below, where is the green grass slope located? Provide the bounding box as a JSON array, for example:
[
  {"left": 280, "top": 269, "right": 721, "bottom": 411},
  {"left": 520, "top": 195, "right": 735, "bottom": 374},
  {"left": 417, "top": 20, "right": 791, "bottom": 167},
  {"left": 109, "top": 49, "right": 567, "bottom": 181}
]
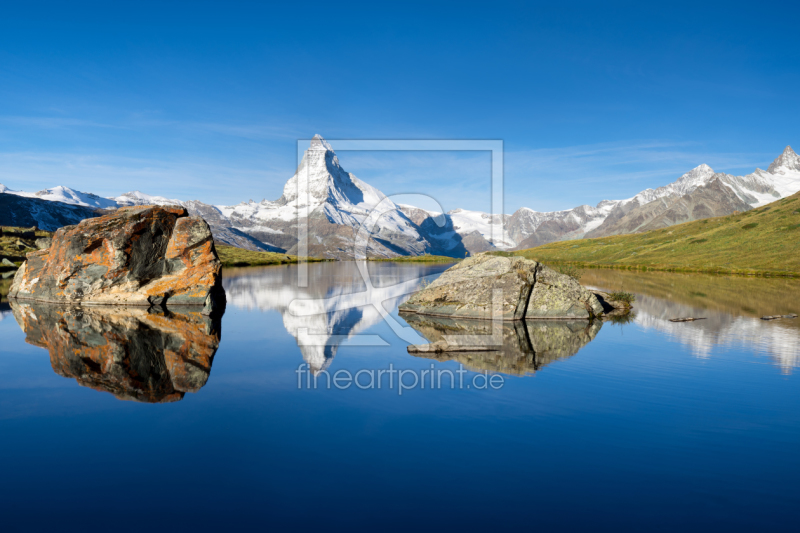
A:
[
  {"left": 216, "top": 244, "right": 327, "bottom": 267},
  {"left": 514, "top": 191, "right": 800, "bottom": 277},
  {"left": 368, "top": 254, "right": 459, "bottom": 263}
]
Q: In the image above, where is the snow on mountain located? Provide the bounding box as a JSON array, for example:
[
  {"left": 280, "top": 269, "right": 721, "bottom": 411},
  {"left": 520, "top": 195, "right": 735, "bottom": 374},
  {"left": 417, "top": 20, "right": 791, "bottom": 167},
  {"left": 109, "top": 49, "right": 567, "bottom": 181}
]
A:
[
  {"left": 508, "top": 201, "right": 619, "bottom": 249},
  {"left": 580, "top": 150, "right": 800, "bottom": 240},
  {"left": 114, "top": 191, "right": 185, "bottom": 207},
  {"left": 0, "top": 192, "right": 101, "bottom": 231},
  {"left": 768, "top": 145, "right": 800, "bottom": 174},
  {"left": 446, "top": 208, "right": 514, "bottom": 249},
  {"left": 216, "top": 134, "right": 430, "bottom": 257},
  {"left": 4, "top": 185, "right": 118, "bottom": 209},
  {"left": 3, "top": 142, "right": 800, "bottom": 256},
  {"left": 221, "top": 134, "right": 414, "bottom": 232}
]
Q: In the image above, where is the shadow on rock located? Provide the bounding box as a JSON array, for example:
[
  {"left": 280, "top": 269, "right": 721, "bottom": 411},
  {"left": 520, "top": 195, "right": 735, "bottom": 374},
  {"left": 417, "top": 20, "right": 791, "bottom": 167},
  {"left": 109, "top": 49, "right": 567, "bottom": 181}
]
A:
[
  {"left": 402, "top": 314, "right": 601, "bottom": 376},
  {"left": 11, "top": 301, "right": 223, "bottom": 403}
]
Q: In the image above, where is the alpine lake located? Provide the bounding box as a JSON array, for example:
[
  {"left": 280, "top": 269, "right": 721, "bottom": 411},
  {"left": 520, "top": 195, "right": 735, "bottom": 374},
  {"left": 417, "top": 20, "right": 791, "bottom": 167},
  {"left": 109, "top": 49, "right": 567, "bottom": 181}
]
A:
[{"left": 1, "top": 261, "right": 799, "bottom": 531}]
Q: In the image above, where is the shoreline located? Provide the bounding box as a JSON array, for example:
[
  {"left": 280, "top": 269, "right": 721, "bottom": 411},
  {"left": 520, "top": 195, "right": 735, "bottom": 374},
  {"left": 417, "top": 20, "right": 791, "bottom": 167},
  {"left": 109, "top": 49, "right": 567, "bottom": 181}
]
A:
[{"left": 519, "top": 260, "right": 800, "bottom": 279}]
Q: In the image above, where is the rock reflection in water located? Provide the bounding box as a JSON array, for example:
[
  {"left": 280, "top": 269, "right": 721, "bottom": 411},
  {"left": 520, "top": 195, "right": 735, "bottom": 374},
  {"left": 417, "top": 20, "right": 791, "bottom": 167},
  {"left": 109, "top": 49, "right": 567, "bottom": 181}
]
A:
[
  {"left": 402, "top": 314, "right": 602, "bottom": 376},
  {"left": 11, "top": 302, "right": 222, "bottom": 402}
]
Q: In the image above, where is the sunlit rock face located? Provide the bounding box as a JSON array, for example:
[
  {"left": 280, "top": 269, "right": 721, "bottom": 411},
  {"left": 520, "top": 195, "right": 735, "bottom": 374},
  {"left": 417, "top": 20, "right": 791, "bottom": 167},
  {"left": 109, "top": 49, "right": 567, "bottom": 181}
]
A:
[
  {"left": 9, "top": 205, "right": 225, "bottom": 312},
  {"left": 403, "top": 314, "right": 601, "bottom": 376},
  {"left": 399, "top": 254, "right": 603, "bottom": 321},
  {"left": 11, "top": 302, "right": 222, "bottom": 402}
]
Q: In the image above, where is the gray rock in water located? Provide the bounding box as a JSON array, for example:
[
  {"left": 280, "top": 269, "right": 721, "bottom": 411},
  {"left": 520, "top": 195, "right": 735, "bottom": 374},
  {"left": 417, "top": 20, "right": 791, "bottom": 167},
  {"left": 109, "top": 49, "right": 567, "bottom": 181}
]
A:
[
  {"left": 399, "top": 254, "right": 536, "bottom": 320},
  {"left": 526, "top": 264, "right": 604, "bottom": 319},
  {"left": 399, "top": 254, "right": 603, "bottom": 321},
  {"left": 592, "top": 290, "right": 632, "bottom": 312}
]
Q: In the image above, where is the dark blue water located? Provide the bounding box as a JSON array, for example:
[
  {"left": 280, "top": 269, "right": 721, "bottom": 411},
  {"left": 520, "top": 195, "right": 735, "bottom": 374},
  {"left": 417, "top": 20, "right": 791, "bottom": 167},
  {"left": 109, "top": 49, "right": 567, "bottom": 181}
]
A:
[{"left": 1, "top": 263, "right": 799, "bottom": 532}]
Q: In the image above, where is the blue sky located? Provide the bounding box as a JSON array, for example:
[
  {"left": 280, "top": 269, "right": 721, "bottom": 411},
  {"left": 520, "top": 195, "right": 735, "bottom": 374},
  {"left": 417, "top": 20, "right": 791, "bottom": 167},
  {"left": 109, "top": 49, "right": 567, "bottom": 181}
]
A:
[{"left": 0, "top": 1, "right": 798, "bottom": 213}]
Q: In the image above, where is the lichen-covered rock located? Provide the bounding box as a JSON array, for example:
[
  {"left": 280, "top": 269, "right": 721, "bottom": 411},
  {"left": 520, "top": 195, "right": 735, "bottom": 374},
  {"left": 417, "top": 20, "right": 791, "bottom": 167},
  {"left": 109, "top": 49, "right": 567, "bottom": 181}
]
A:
[
  {"left": 399, "top": 254, "right": 537, "bottom": 320},
  {"left": 11, "top": 301, "right": 221, "bottom": 403},
  {"left": 525, "top": 264, "right": 604, "bottom": 319},
  {"left": 399, "top": 254, "right": 603, "bottom": 321},
  {"left": 9, "top": 206, "right": 225, "bottom": 311}
]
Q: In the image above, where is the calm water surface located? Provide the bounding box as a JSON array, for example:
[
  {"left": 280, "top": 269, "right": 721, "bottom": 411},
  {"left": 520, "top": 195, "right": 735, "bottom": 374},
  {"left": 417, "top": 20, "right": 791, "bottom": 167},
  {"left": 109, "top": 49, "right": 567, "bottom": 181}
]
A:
[{"left": 1, "top": 262, "right": 799, "bottom": 531}]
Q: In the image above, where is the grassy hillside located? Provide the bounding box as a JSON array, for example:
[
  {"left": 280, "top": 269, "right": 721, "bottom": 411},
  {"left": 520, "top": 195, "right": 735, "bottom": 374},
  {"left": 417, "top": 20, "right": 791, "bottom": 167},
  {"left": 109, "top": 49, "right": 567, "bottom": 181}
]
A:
[
  {"left": 216, "top": 244, "right": 328, "bottom": 267},
  {"left": 1, "top": 226, "right": 51, "bottom": 265},
  {"left": 1, "top": 226, "right": 53, "bottom": 303},
  {"left": 513, "top": 191, "right": 800, "bottom": 277}
]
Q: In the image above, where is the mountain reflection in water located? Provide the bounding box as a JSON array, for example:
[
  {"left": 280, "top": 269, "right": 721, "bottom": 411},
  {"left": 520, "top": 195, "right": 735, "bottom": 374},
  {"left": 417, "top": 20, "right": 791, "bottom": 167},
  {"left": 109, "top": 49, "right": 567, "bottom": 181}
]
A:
[
  {"left": 11, "top": 301, "right": 222, "bottom": 402},
  {"left": 222, "top": 262, "right": 453, "bottom": 373},
  {"left": 402, "top": 314, "right": 602, "bottom": 375},
  {"left": 223, "top": 262, "right": 800, "bottom": 376},
  {"left": 583, "top": 269, "right": 800, "bottom": 373}
]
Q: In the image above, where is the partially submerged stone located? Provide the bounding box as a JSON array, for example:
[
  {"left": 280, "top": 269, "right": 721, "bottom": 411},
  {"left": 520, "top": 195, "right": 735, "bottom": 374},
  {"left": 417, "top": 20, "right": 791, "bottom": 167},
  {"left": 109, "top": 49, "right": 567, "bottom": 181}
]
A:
[
  {"left": 592, "top": 290, "right": 633, "bottom": 312},
  {"left": 526, "top": 264, "right": 604, "bottom": 319},
  {"left": 9, "top": 206, "right": 225, "bottom": 312},
  {"left": 399, "top": 254, "right": 603, "bottom": 321},
  {"left": 399, "top": 254, "right": 536, "bottom": 320},
  {"left": 407, "top": 341, "right": 498, "bottom": 353}
]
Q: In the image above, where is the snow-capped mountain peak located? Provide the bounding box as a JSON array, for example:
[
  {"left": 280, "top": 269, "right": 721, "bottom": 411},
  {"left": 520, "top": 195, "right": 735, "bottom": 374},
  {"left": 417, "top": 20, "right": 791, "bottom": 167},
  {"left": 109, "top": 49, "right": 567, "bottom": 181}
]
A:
[
  {"left": 114, "top": 190, "right": 184, "bottom": 207},
  {"left": 7, "top": 185, "right": 119, "bottom": 209},
  {"left": 768, "top": 146, "right": 800, "bottom": 174},
  {"left": 309, "top": 133, "right": 334, "bottom": 153},
  {"left": 669, "top": 163, "right": 716, "bottom": 194},
  {"left": 5, "top": 140, "right": 800, "bottom": 258},
  {"left": 279, "top": 135, "right": 376, "bottom": 210}
]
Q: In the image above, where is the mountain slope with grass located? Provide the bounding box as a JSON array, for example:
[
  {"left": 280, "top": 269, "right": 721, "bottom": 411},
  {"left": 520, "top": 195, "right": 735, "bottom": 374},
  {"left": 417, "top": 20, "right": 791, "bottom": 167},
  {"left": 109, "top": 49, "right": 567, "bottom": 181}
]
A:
[{"left": 513, "top": 191, "right": 800, "bottom": 276}]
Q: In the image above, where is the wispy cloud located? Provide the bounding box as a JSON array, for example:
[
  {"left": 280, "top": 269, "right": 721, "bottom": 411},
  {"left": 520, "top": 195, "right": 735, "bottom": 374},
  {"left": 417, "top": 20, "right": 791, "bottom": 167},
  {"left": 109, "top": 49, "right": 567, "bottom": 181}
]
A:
[
  {"left": 0, "top": 116, "right": 125, "bottom": 130},
  {"left": 0, "top": 151, "right": 290, "bottom": 205},
  {"left": 0, "top": 114, "right": 307, "bottom": 141},
  {"left": 503, "top": 140, "right": 778, "bottom": 212},
  {"left": 0, "top": 134, "right": 785, "bottom": 215}
]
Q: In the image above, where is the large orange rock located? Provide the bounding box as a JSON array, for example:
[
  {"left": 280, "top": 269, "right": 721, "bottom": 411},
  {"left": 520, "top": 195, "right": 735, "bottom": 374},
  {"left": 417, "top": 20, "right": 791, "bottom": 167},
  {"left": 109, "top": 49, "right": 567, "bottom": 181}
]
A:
[{"left": 9, "top": 205, "right": 225, "bottom": 312}]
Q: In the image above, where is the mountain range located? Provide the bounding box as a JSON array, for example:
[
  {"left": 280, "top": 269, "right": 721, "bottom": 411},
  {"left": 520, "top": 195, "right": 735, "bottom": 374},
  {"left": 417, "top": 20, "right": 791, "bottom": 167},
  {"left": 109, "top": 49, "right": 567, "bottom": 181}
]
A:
[{"left": 2, "top": 136, "right": 799, "bottom": 258}]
